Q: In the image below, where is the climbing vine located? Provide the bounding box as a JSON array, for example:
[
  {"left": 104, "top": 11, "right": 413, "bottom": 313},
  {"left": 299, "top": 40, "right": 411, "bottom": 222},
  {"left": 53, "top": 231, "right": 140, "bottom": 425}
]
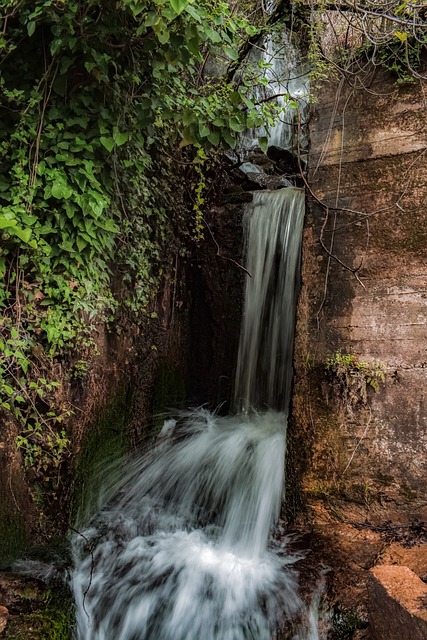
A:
[{"left": 0, "top": 0, "right": 294, "bottom": 475}]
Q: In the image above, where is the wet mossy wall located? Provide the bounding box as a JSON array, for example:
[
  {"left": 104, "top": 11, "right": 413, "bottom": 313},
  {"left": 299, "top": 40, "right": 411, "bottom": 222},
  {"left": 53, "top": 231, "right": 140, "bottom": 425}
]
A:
[
  {"left": 71, "top": 383, "right": 132, "bottom": 527},
  {"left": 0, "top": 417, "right": 36, "bottom": 568}
]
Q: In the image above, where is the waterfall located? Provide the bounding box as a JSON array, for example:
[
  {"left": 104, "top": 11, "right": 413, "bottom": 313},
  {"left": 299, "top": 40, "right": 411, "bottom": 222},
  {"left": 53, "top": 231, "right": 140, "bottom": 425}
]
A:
[
  {"left": 240, "top": 31, "right": 310, "bottom": 155},
  {"left": 71, "top": 188, "right": 305, "bottom": 638},
  {"left": 72, "top": 410, "right": 302, "bottom": 640},
  {"left": 71, "top": 192, "right": 306, "bottom": 637},
  {"left": 235, "top": 188, "right": 305, "bottom": 413}
]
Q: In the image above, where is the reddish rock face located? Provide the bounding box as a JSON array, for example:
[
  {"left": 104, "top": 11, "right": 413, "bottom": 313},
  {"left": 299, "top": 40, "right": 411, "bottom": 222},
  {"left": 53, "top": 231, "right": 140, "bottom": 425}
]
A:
[
  {"left": 369, "top": 565, "right": 427, "bottom": 640},
  {"left": 293, "top": 65, "right": 427, "bottom": 510},
  {"left": 0, "top": 606, "right": 9, "bottom": 634}
]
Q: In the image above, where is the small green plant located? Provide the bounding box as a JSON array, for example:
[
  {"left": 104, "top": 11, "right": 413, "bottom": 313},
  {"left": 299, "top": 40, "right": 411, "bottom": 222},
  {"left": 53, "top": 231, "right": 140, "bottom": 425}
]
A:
[{"left": 325, "top": 351, "right": 386, "bottom": 410}]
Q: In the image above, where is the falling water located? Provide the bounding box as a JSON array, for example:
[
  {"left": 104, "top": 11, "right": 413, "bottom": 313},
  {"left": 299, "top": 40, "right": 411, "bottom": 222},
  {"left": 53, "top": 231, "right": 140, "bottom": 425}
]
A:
[
  {"left": 72, "top": 187, "right": 306, "bottom": 638},
  {"left": 240, "top": 31, "right": 310, "bottom": 155},
  {"left": 235, "top": 188, "right": 305, "bottom": 413}
]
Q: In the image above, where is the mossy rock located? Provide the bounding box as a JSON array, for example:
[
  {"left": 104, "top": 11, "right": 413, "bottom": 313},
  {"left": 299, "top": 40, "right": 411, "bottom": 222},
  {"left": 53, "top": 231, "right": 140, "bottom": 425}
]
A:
[
  {"left": 3, "top": 609, "right": 70, "bottom": 640},
  {"left": 1, "top": 577, "right": 72, "bottom": 640}
]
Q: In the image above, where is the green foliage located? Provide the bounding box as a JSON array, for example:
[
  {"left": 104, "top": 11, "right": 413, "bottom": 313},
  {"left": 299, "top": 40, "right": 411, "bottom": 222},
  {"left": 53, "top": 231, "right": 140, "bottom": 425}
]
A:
[
  {"left": 325, "top": 351, "right": 386, "bottom": 409},
  {"left": 302, "top": 2, "right": 427, "bottom": 85},
  {"left": 378, "top": 36, "right": 425, "bottom": 84},
  {"left": 0, "top": 0, "right": 291, "bottom": 476}
]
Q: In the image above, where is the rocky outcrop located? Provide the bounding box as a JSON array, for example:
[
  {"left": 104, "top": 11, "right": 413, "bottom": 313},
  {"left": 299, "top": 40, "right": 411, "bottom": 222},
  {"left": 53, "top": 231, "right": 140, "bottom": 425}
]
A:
[
  {"left": 293, "top": 65, "right": 427, "bottom": 510},
  {"left": 369, "top": 565, "right": 427, "bottom": 640},
  {"left": 291, "top": 61, "right": 427, "bottom": 639}
]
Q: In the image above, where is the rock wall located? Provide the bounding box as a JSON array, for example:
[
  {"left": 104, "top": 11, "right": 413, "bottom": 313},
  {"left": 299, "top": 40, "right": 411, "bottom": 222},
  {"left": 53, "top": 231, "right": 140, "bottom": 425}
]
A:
[{"left": 293, "top": 66, "right": 427, "bottom": 516}]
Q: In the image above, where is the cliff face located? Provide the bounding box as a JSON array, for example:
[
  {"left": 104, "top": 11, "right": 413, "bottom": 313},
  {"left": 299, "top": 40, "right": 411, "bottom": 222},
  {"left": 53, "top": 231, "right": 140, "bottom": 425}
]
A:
[{"left": 293, "top": 66, "right": 427, "bottom": 514}]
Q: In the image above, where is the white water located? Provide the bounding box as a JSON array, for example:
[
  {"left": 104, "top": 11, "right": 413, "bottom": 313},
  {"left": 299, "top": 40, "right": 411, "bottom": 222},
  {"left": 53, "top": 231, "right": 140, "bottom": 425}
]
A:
[
  {"left": 235, "top": 188, "right": 305, "bottom": 413},
  {"left": 72, "top": 187, "right": 306, "bottom": 639},
  {"left": 72, "top": 410, "right": 303, "bottom": 640},
  {"left": 240, "top": 31, "right": 310, "bottom": 155}
]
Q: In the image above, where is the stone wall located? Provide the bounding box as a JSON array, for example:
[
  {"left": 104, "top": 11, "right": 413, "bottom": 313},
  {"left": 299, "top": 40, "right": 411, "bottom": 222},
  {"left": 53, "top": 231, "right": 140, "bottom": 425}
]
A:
[{"left": 292, "top": 66, "right": 427, "bottom": 516}]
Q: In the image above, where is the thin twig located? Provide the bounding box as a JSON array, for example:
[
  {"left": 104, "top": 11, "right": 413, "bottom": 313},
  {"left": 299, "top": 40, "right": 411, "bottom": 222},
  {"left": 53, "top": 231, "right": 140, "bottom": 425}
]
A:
[
  {"left": 203, "top": 217, "right": 252, "bottom": 278},
  {"left": 69, "top": 526, "right": 95, "bottom": 621},
  {"left": 342, "top": 405, "right": 372, "bottom": 475}
]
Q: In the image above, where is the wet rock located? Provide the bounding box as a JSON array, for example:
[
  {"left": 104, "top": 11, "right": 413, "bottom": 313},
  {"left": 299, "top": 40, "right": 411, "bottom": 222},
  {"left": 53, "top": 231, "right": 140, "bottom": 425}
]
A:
[
  {"left": 238, "top": 162, "right": 264, "bottom": 175},
  {"left": 238, "top": 171, "right": 294, "bottom": 191},
  {"left": 0, "top": 606, "right": 9, "bottom": 634},
  {"left": 245, "top": 151, "right": 276, "bottom": 173},
  {"left": 0, "top": 573, "right": 47, "bottom": 614},
  {"left": 266, "top": 146, "right": 304, "bottom": 173},
  {"left": 369, "top": 565, "right": 427, "bottom": 640}
]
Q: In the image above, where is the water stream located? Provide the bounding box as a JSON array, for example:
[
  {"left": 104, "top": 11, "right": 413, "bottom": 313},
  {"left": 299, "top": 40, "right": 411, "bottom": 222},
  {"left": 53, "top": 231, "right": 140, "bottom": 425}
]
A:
[
  {"left": 72, "top": 187, "right": 307, "bottom": 638},
  {"left": 240, "top": 31, "right": 310, "bottom": 156}
]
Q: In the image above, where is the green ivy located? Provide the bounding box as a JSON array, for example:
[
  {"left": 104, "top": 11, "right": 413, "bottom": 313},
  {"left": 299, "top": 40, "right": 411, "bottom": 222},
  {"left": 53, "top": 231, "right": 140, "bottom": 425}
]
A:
[{"left": 0, "top": 0, "right": 295, "bottom": 476}]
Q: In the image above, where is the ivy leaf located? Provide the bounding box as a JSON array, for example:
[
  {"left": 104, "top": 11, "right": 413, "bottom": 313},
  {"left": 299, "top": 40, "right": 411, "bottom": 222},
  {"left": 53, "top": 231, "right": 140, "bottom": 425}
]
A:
[
  {"left": 0, "top": 215, "right": 17, "bottom": 229},
  {"left": 76, "top": 236, "right": 87, "bottom": 253},
  {"left": 170, "top": 0, "right": 189, "bottom": 16},
  {"left": 51, "top": 181, "right": 73, "bottom": 200},
  {"left": 9, "top": 226, "right": 33, "bottom": 244},
  {"left": 113, "top": 131, "right": 129, "bottom": 146},
  {"left": 100, "top": 137, "right": 115, "bottom": 152}
]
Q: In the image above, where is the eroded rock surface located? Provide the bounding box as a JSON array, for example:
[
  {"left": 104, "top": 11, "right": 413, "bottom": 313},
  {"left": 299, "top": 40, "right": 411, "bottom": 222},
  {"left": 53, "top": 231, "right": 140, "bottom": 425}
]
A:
[{"left": 369, "top": 565, "right": 427, "bottom": 640}]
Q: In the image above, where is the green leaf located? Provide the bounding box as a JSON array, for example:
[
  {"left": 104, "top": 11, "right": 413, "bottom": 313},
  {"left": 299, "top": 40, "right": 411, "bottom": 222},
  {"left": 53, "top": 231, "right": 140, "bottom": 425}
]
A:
[
  {"left": 0, "top": 216, "right": 17, "bottom": 229},
  {"left": 156, "top": 28, "right": 170, "bottom": 44},
  {"left": 76, "top": 236, "right": 87, "bottom": 253},
  {"left": 170, "top": 0, "right": 189, "bottom": 16},
  {"left": 224, "top": 46, "right": 238, "bottom": 61},
  {"left": 199, "top": 123, "right": 210, "bottom": 138},
  {"left": 258, "top": 136, "right": 269, "bottom": 153},
  {"left": 394, "top": 31, "right": 408, "bottom": 42},
  {"left": 229, "top": 118, "right": 245, "bottom": 133},
  {"left": 221, "top": 130, "right": 237, "bottom": 149},
  {"left": 113, "top": 131, "right": 129, "bottom": 146},
  {"left": 51, "top": 181, "right": 73, "bottom": 199},
  {"left": 27, "top": 21, "right": 36, "bottom": 37},
  {"left": 9, "top": 226, "right": 33, "bottom": 244},
  {"left": 100, "top": 137, "right": 115, "bottom": 152},
  {"left": 208, "top": 130, "right": 220, "bottom": 145},
  {"left": 245, "top": 25, "right": 258, "bottom": 36}
]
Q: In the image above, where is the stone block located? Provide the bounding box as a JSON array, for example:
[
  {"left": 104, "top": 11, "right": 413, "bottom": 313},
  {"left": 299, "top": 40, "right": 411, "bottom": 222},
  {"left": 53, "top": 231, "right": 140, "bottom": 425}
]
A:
[{"left": 369, "top": 565, "right": 427, "bottom": 640}]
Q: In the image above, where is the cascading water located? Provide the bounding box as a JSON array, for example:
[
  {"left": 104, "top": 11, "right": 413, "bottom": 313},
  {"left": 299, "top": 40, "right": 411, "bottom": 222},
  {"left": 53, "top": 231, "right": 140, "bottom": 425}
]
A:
[
  {"left": 235, "top": 188, "right": 305, "bottom": 414},
  {"left": 240, "top": 31, "right": 310, "bottom": 156},
  {"left": 71, "top": 189, "right": 306, "bottom": 638}
]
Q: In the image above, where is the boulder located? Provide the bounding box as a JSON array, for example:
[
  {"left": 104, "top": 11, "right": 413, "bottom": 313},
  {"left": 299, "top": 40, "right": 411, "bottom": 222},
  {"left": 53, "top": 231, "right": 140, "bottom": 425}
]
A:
[
  {"left": 0, "top": 606, "right": 8, "bottom": 634},
  {"left": 369, "top": 565, "right": 427, "bottom": 640}
]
